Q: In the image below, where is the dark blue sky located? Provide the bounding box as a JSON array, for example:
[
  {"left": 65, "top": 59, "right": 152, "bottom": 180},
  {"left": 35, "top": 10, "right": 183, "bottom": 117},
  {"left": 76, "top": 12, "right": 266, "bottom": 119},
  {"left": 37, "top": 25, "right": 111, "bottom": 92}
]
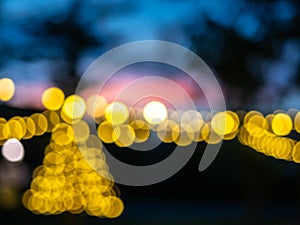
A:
[{"left": 0, "top": 0, "right": 299, "bottom": 110}]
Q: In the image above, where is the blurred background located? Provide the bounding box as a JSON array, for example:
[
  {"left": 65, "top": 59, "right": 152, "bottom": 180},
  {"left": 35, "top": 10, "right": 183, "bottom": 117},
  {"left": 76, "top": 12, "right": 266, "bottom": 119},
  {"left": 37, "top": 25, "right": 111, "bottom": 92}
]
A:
[{"left": 1, "top": 0, "right": 300, "bottom": 224}]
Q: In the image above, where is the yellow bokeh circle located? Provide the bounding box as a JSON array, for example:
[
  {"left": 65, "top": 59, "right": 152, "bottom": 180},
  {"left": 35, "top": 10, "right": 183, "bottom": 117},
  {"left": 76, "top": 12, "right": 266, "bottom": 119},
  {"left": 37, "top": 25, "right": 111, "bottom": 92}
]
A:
[
  {"left": 0, "top": 78, "right": 15, "bottom": 101},
  {"left": 62, "top": 95, "right": 86, "bottom": 121},
  {"left": 211, "top": 111, "right": 235, "bottom": 136},
  {"left": 105, "top": 102, "right": 129, "bottom": 126},
  {"left": 271, "top": 113, "right": 292, "bottom": 136},
  {"left": 42, "top": 87, "right": 65, "bottom": 110},
  {"left": 86, "top": 95, "right": 107, "bottom": 119}
]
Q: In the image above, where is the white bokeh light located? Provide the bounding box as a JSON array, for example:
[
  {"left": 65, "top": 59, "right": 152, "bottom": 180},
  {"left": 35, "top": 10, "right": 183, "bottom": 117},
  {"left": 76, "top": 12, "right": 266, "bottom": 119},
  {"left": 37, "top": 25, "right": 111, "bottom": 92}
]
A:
[
  {"left": 1, "top": 138, "right": 24, "bottom": 162},
  {"left": 143, "top": 101, "right": 168, "bottom": 125}
]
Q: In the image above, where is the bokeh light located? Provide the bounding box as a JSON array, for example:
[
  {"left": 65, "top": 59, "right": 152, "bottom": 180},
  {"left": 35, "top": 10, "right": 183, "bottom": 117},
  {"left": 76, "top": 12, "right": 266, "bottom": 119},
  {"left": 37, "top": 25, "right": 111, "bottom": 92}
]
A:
[
  {"left": 23, "top": 126, "right": 123, "bottom": 218},
  {"left": 211, "top": 111, "right": 236, "bottom": 136},
  {"left": 42, "top": 87, "right": 65, "bottom": 111},
  {"left": 30, "top": 113, "right": 48, "bottom": 136},
  {"left": 0, "top": 78, "right": 15, "bottom": 102},
  {"left": 23, "top": 117, "right": 36, "bottom": 139},
  {"left": 271, "top": 113, "right": 292, "bottom": 136},
  {"left": 201, "top": 123, "right": 222, "bottom": 144},
  {"left": 62, "top": 95, "right": 86, "bottom": 122},
  {"left": 86, "top": 95, "right": 107, "bottom": 120},
  {"left": 1, "top": 138, "right": 24, "bottom": 162},
  {"left": 105, "top": 102, "right": 129, "bottom": 126},
  {"left": 112, "top": 124, "right": 136, "bottom": 147},
  {"left": 2, "top": 84, "right": 300, "bottom": 220},
  {"left": 130, "top": 120, "right": 150, "bottom": 143},
  {"left": 97, "top": 121, "right": 116, "bottom": 144},
  {"left": 143, "top": 101, "right": 168, "bottom": 125},
  {"left": 0, "top": 0, "right": 300, "bottom": 223},
  {"left": 156, "top": 120, "right": 179, "bottom": 143}
]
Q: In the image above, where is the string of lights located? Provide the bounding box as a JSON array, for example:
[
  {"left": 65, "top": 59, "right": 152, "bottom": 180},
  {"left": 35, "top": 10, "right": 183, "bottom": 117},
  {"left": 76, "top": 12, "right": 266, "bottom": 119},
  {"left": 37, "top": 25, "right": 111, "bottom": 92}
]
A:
[{"left": 1, "top": 78, "right": 300, "bottom": 218}]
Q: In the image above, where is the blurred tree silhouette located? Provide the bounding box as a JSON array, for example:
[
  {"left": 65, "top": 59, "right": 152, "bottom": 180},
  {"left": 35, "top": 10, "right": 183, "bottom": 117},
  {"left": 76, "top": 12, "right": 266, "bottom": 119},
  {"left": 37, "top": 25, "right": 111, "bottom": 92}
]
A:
[{"left": 0, "top": 0, "right": 299, "bottom": 107}]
